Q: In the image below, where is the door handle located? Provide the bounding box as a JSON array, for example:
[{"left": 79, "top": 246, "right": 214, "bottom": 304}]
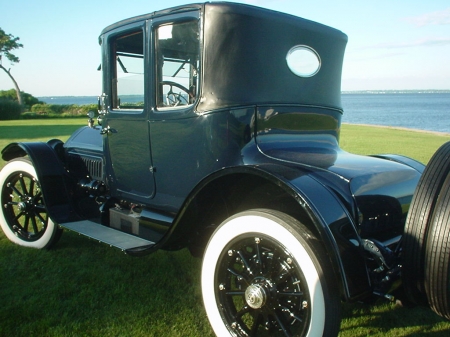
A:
[{"left": 100, "top": 126, "right": 117, "bottom": 135}]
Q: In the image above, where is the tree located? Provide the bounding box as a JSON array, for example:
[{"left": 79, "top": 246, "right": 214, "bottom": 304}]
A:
[
  {"left": 0, "top": 89, "right": 43, "bottom": 109},
  {"left": 0, "top": 28, "right": 24, "bottom": 108}
]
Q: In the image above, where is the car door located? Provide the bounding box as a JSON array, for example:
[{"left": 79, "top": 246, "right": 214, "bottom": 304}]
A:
[{"left": 102, "top": 22, "right": 155, "bottom": 203}]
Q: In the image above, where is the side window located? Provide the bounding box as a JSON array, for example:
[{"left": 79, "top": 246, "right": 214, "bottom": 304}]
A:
[
  {"left": 111, "top": 30, "right": 144, "bottom": 109},
  {"left": 156, "top": 21, "right": 199, "bottom": 109}
]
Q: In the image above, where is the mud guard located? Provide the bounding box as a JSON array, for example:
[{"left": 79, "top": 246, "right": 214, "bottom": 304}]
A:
[
  {"left": 282, "top": 173, "right": 371, "bottom": 301},
  {"left": 2, "top": 141, "right": 82, "bottom": 223}
]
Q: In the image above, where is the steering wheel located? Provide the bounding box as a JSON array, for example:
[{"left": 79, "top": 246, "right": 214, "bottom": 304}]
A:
[{"left": 161, "top": 81, "right": 193, "bottom": 107}]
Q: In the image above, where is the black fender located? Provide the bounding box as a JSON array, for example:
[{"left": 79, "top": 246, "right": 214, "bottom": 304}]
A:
[
  {"left": 282, "top": 169, "right": 370, "bottom": 300},
  {"left": 162, "top": 165, "right": 370, "bottom": 301},
  {"left": 371, "top": 154, "right": 425, "bottom": 173},
  {"left": 2, "top": 141, "right": 82, "bottom": 223}
]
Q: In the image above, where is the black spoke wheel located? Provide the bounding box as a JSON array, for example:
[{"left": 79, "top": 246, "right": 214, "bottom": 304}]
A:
[
  {"left": 0, "top": 158, "right": 62, "bottom": 249},
  {"left": 216, "top": 235, "right": 311, "bottom": 336},
  {"left": 202, "top": 209, "right": 341, "bottom": 337}
]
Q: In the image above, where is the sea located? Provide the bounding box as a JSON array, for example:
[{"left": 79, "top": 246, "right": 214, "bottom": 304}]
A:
[{"left": 37, "top": 92, "right": 450, "bottom": 134}]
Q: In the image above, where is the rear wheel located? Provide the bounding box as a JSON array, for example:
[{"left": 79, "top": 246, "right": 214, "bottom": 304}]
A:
[
  {"left": 402, "top": 141, "right": 450, "bottom": 304},
  {"left": 201, "top": 209, "right": 341, "bottom": 337},
  {"left": 0, "top": 158, "right": 62, "bottom": 249}
]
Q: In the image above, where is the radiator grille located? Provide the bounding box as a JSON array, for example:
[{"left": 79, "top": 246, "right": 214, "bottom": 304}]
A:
[
  {"left": 68, "top": 153, "right": 103, "bottom": 180},
  {"left": 81, "top": 156, "right": 103, "bottom": 180}
]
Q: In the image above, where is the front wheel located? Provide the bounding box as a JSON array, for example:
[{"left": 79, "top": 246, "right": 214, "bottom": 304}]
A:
[
  {"left": 201, "top": 209, "right": 341, "bottom": 337},
  {"left": 0, "top": 158, "right": 62, "bottom": 249}
]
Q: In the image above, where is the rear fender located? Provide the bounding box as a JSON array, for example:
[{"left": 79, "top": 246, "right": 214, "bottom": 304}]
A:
[
  {"left": 2, "top": 141, "right": 82, "bottom": 223},
  {"left": 371, "top": 154, "right": 425, "bottom": 173},
  {"left": 286, "top": 171, "right": 371, "bottom": 300},
  {"left": 166, "top": 165, "right": 371, "bottom": 301}
]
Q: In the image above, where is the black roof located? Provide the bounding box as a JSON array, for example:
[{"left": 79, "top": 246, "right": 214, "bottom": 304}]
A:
[{"left": 101, "top": 2, "right": 348, "bottom": 112}]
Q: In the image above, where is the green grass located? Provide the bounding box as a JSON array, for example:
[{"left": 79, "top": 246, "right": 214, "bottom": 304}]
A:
[
  {"left": 340, "top": 124, "right": 450, "bottom": 164},
  {"left": 0, "top": 119, "right": 85, "bottom": 170},
  {"left": 1, "top": 119, "right": 450, "bottom": 336}
]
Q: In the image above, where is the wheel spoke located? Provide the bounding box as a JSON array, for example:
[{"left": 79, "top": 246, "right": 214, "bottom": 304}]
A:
[
  {"left": 225, "top": 291, "right": 245, "bottom": 296},
  {"left": 9, "top": 184, "right": 24, "bottom": 198},
  {"left": 32, "top": 189, "right": 42, "bottom": 203},
  {"left": 29, "top": 179, "right": 35, "bottom": 195},
  {"left": 18, "top": 175, "right": 29, "bottom": 195},
  {"left": 34, "top": 204, "right": 46, "bottom": 211},
  {"left": 235, "top": 304, "right": 251, "bottom": 319},
  {"left": 266, "top": 247, "right": 280, "bottom": 277},
  {"left": 250, "top": 313, "right": 263, "bottom": 336},
  {"left": 34, "top": 210, "right": 47, "bottom": 225},
  {"left": 277, "top": 269, "right": 292, "bottom": 284},
  {"left": 31, "top": 216, "right": 39, "bottom": 234},
  {"left": 13, "top": 211, "right": 25, "bottom": 222},
  {"left": 273, "top": 311, "right": 292, "bottom": 337},
  {"left": 227, "top": 267, "right": 244, "bottom": 278},
  {"left": 278, "top": 291, "right": 304, "bottom": 297},
  {"left": 255, "top": 239, "right": 263, "bottom": 275},
  {"left": 23, "top": 214, "right": 30, "bottom": 232},
  {"left": 280, "top": 306, "right": 303, "bottom": 323},
  {"left": 237, "top": 249, "right": 253, "bottom": 275}
]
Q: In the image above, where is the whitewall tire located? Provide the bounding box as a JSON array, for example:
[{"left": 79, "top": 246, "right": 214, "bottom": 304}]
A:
[
  {"left": 0, "top": 158, "right": 62, "bottom": 249},
  {"left": 201, "top": 209, "right": 341, "bottom": 337}
]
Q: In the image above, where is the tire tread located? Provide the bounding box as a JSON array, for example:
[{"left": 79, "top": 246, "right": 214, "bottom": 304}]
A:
[
  {"left": 402, "top": 141, "right": 450, "bottom": 303},
  {"left": 424, "top": 174, "right": 450, "bottom": 319}
]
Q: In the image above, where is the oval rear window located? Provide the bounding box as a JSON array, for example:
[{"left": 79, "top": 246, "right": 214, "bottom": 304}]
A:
[{"left": 286, "top": 45, "right": 321, "bottom": 77}]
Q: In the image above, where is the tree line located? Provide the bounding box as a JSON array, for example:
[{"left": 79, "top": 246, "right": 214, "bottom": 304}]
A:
[{"left": 0, "top": 89, "right": 97, "bottom": 120}]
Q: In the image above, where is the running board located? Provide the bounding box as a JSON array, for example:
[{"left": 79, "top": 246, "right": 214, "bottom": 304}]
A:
[{"left": 60, "top": 220, "right": 155, "bottom": 252}]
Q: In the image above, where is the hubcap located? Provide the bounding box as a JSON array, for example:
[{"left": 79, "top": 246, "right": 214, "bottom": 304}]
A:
[
  {"left": 245, "top": 283, "right": 267, "bottom": 309},
  {"left": 17, "top": 200, "right": 29, "bottom": 213}
]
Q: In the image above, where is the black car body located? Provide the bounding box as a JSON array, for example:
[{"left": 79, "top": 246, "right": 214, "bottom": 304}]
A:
[{"left": 2, "top": 3, "right": 449, "bottom": 336}]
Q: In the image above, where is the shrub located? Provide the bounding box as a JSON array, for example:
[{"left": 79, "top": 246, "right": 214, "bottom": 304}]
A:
[
  {"left": 0, "top": 99, "right": 22, "bottom": 120},
  {"left": 29, "top": 103, "right": 97, "bottom": 118}
]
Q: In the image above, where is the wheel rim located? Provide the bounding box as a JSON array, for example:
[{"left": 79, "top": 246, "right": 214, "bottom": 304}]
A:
[
  {"left": 1, "top": 171, "right": 49, "bottom": 241},
  {"left": 215, "top": 234, "right": 311, "bottom": 336}
]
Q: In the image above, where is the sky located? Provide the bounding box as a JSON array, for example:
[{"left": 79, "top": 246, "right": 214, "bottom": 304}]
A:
[{"left": 1, "top": 0, "right": 449, "bottom": 96}]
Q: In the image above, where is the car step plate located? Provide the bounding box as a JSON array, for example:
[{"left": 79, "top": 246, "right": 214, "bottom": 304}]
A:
[{"left": 60, "top": 220, "right": 155, "bottom": 251}]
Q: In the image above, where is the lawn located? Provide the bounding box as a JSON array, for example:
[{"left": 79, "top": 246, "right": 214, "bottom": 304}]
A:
[{"left": 1, "top": 119, "right": 450, "bottom": 336}]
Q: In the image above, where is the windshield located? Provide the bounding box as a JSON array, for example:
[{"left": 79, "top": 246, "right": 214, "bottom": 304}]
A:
[{"left": 113, "top": 31, "right": 144, "bottom": 109}]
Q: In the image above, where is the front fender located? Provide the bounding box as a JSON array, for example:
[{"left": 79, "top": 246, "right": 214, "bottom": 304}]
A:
[{"left": 2, "top": 141, "right": 82, "bottom": 223}]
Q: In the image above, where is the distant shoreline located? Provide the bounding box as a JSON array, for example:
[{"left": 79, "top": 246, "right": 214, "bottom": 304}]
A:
[
  {"left": 342, "top": 123, "right": 450, "bottom": 136},
  {"left": 37, "top": 90, "right": 450, "bottom": 100},
  {"left": 341, "top": 90, "right": 450, "bottom": 94}
]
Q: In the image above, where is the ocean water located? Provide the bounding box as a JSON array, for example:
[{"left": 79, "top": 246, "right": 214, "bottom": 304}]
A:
[
  {"left": 38, "top": 93, "right": 450, "bottom": 134},
  {"left": 341, "top": 93, "right": 450, "bottom": 134}
]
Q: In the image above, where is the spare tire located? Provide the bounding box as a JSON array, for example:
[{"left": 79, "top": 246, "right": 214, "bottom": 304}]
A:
[
  {"left": 402, "top": 141, "right": 450, "bottom": 304},
  {"left": 424, "top": 173, "right": 450, "bottom": 319}
]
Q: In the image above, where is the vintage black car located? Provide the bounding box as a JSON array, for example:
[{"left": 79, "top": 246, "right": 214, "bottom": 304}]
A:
[{"left": 1, "top": 2, "right": 450, "bottom": 336}]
